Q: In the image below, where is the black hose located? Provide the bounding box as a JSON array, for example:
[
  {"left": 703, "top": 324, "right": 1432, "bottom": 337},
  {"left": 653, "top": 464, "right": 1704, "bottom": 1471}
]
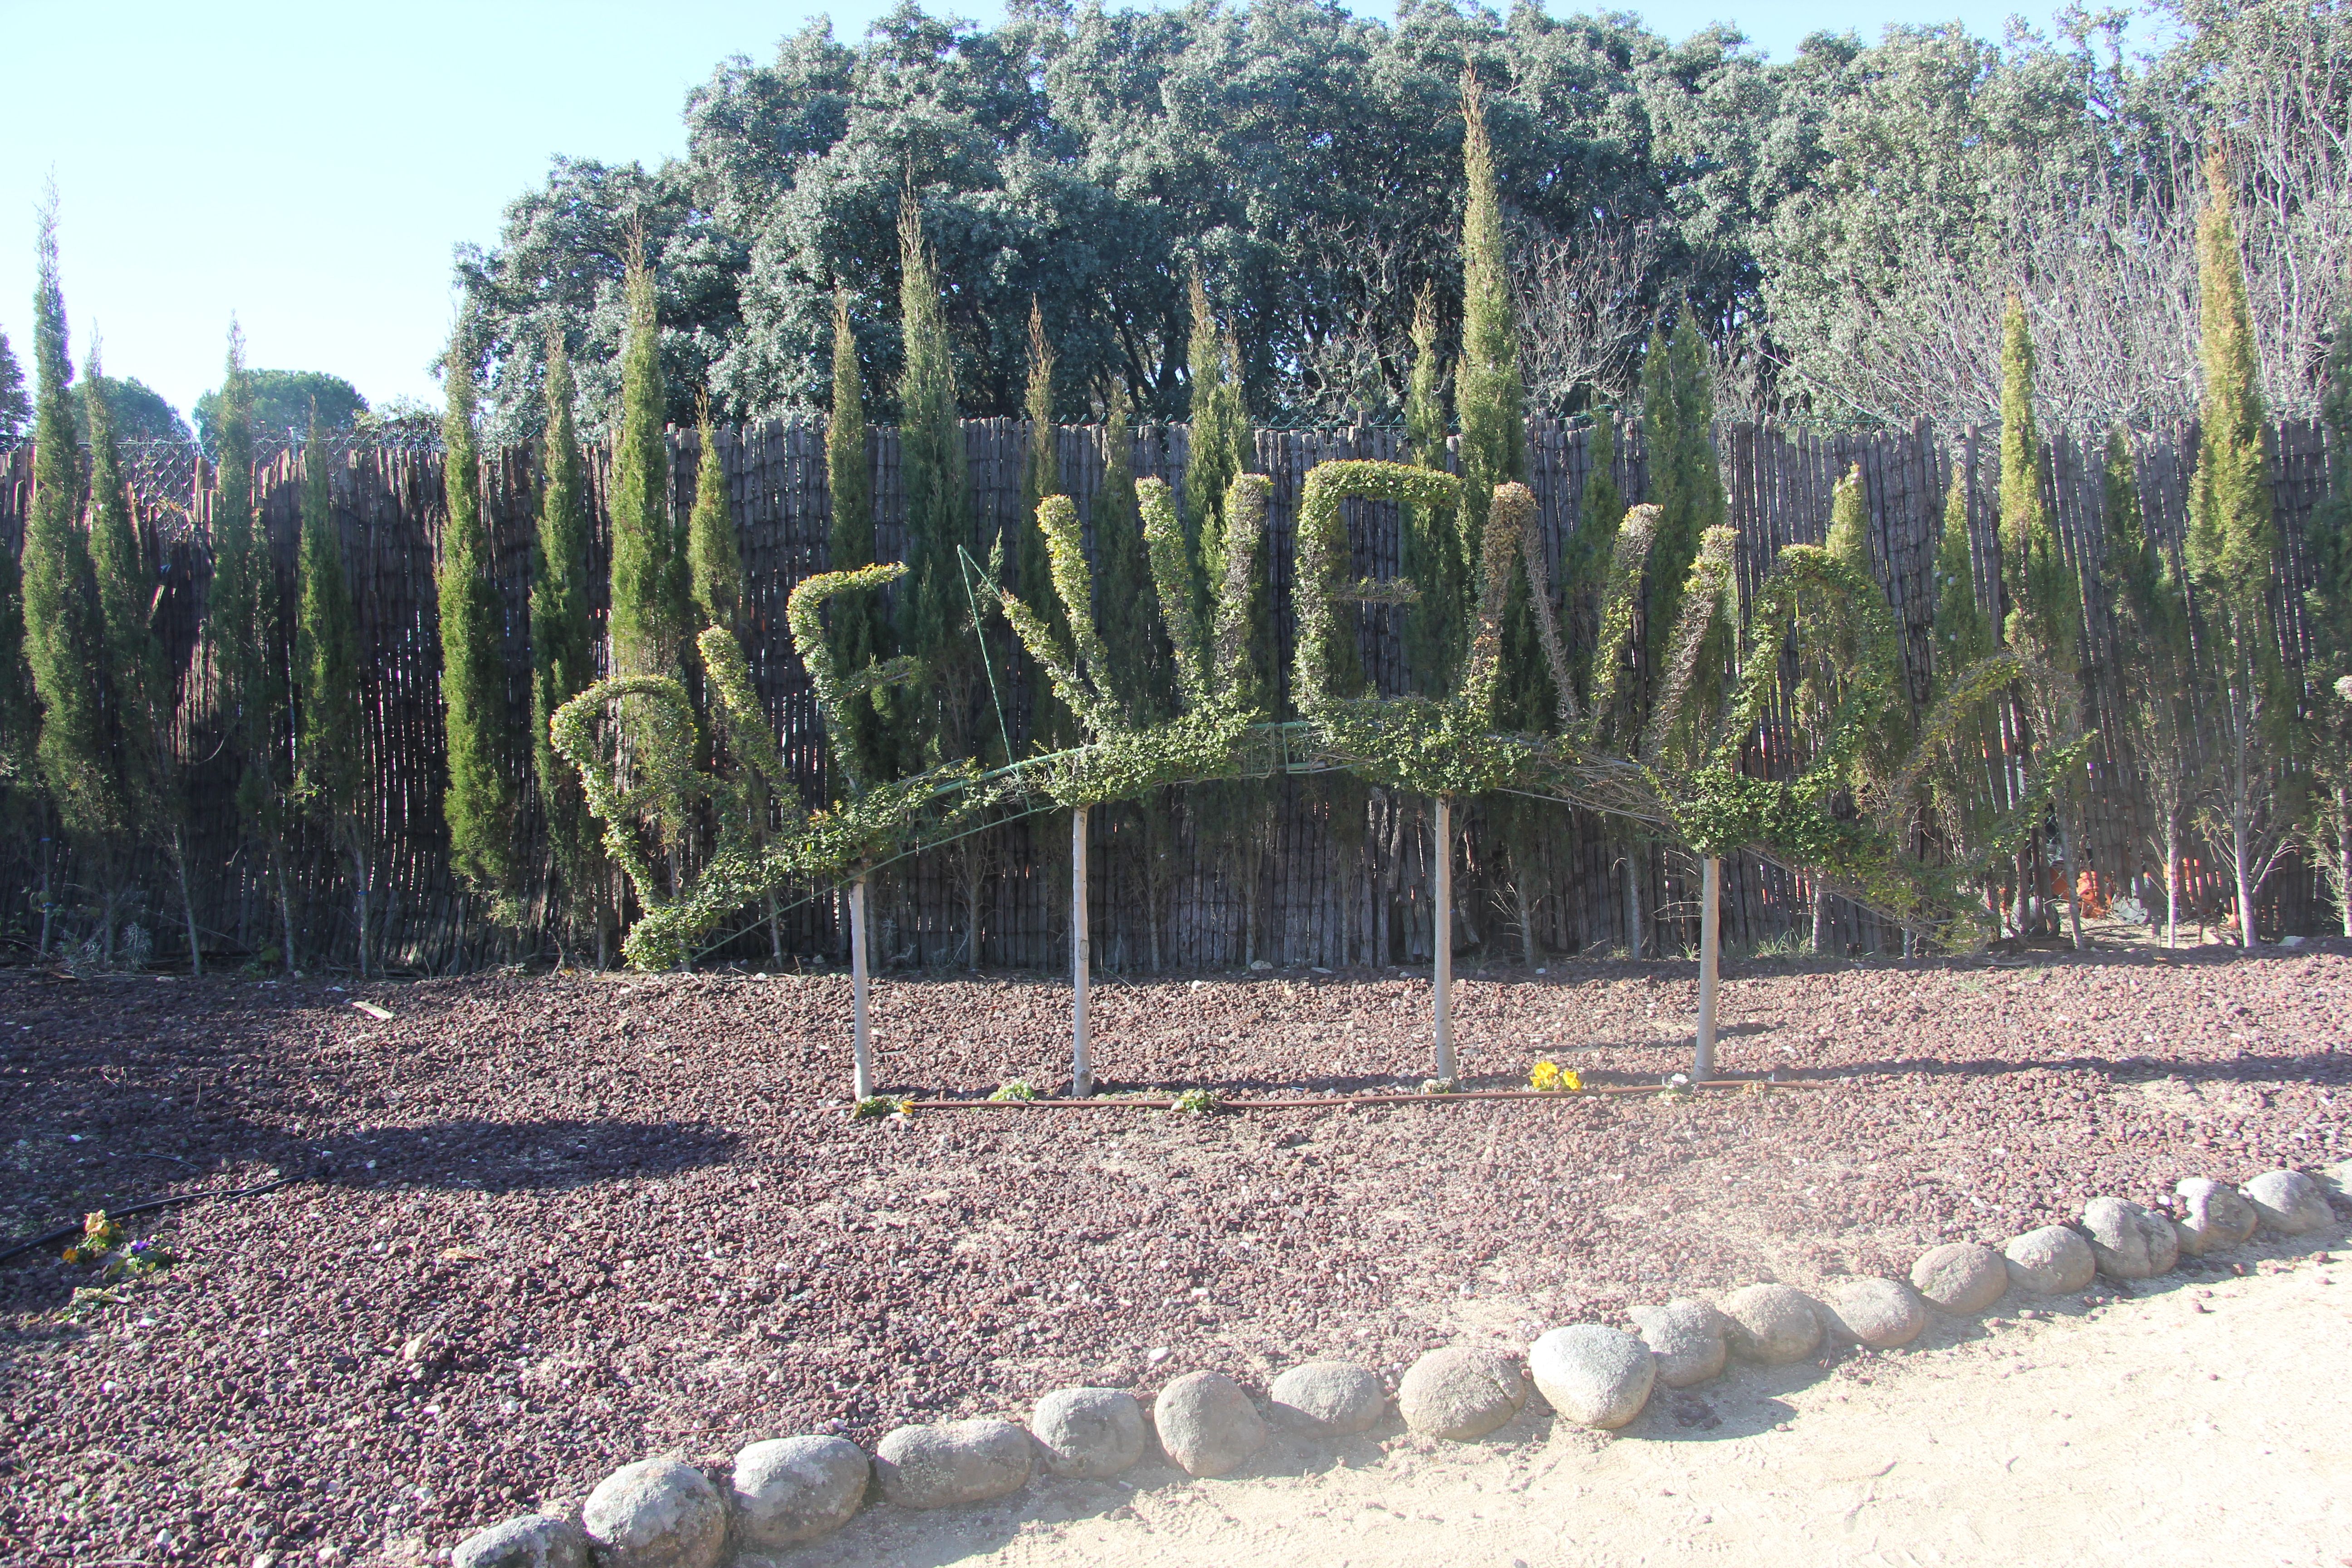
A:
[{"left": 0, "top": 1173, "right": 303, "bottom": 1266}]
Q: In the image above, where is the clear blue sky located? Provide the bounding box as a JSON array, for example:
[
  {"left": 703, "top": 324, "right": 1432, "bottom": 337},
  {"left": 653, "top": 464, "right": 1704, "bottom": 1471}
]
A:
[{"left": 0, "top": 0, "right": 2077, "bottom": 425}]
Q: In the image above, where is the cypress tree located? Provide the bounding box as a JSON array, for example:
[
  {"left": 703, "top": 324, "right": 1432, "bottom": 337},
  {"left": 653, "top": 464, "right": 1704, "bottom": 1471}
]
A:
[
  {"left": 686, "top": 403, "right": 744, "bottom": 637},
  {"left": 1639, "top": 307, "right": 1727, "bottom": 681},
  {"left": 294, "top": 407, "right": 370, "bottom": 971},
  {"left": 2103, "top": 426, "right": 2198, "bottom": 945},
  {"left": 531, "top": 333, "right": 608, "bottom": 963},
  {"left": 1092, "top": 379, "right": 1166, "bottom": 720},
  {"left": 438, "top": 325, "right": 519, "bottom": 916},
  {"left": 897, "top": 195, "right": 981, "bottom": 769},
  {"left": 87, "top": 343, "right": 200, "bottom": 971},
  {"left": 2309, "top": 299, "right": 2352, "bottom": 935},
  {"left": 1181, "top": 271, "right": 1258, "bottom": 700},
  {"left": 1016, "top": 301, "right": 1073, "bottom": 749},
  {"left": 1564, "top": 408, "right": 1623, "bottom": 710},
  {"left": 0, "top": 328, "right": 27, "bottom": 448},
  {"left": 608, "top": 235, "right": 686, "bottom": 681},
  {"left": 207, "top": 322, "right": 296, "bottom": 965},
  {"left": 1927, "top": 459, "right": 2004, "bottom": 921},
  {"left": 824, "top": 287, "right": 893, "bottom": 786},
  {"left": 1401, "top": 284, "right": 1465, "bottom": 698},
  {"left": 2185, "top": 150, "right": 2288, "bottom": 947},
  {"left": 1455, "top": 71, "right": 1529, "bottom": 557}
]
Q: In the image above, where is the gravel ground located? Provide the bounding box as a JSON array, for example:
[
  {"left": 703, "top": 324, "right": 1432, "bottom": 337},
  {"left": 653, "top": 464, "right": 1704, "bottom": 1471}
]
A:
[{"left": 1, "top": 939, "right": 2346, "bottom": 1565}]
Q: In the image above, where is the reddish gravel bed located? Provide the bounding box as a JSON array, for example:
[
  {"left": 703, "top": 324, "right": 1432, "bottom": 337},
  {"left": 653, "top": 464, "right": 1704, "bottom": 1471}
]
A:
[{"left": 2, "top": 945, "right": 2347, "bottom": 1564}]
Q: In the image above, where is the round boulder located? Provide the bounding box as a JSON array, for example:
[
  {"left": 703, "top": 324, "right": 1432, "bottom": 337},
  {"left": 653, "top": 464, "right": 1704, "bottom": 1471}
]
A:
[
  {"left": 2241, "top": 1169, "right": 2335, "bottom": 1235},
  {"left": 581, "top": 1459, "right": 726, "bottom": 1568},
  {"left": 730, "top": 1436, "right": 868, "bottom": 1548},
  {"left": 1268, "top": 1361, "right": 1386, "bottom": 1436},
  {"left": 1909, "top": 1242, "right": 2008, "bottom": 1315},
  {"left": 2081, "top": 1197, "right": 2179, "bottom": 1279},
  {"left": 1716, "top": 1285, "right": 1823, "bottom": 1366},
  {"left": 2003, "top": 1225, "right": 2096, "bottom": 1294},
  {"left": 1528, "top": 1325, "right": 1655, "bottom": 1430},
  {"left": 452, "top": 1513, "right": 586, "bottom": 1568},
  {"left": 1396, "top": 1346, "right": 1528, "bottom": 1441},
  {"left": 2173, "top": 1178, "right": 2258, "bottom": 1256},
  {"left": 1152, "top": 1371, "right": 1269, "bottom": 1478},
  {"left": 1817, "top": 1277, "right": 1927, "bottom": 1349},
  {"left": 872, "top": 1419, "right": 1033, "bottom": 1509},
  {"left": 1030, "top": 1387, "right": 1147, "bottom": 1480},
  {"left": 1627, "top": 1299, "right": 1727, "bottom": 1389}
]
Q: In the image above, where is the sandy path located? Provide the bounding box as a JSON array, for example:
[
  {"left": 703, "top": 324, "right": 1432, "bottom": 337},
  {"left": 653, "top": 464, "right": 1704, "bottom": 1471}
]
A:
[{"left": 783, "top": 1258, "right": 2352, "bottom": 1568}]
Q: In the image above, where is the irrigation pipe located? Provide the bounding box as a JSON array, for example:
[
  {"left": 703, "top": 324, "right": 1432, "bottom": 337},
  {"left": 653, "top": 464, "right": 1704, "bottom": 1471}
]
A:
[
  {"left": 876, "top": 1079, "right": 1828, "bottom": 1112},
  {"left": 0, "top": 1172, "right": 303, "bottom": 1267}
]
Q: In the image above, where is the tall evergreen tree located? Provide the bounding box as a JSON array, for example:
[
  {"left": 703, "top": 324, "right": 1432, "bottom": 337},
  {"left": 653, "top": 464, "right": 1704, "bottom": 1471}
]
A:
[
  {"left": 1092, "top": 379, "right": 1165, "bottom": 719},
  {"left": 824, "top": 287, "right": 893, "bottom": 786},
  {"left": 1638, "top": 307, "right": 1727, "bottom": 681},
  {"left": 206, "top": 322, "right": 297, "bottom": 965},
  {"left": 2308, "top": 297, "right": 2352, "bottom": 935},
  {"left": 0, "top": 328, "right": 27, "bottom": 448},
  {"left": 438, "top": 325, "right": 519, "bottom": 915},
  {"left": 294, "top": 407, "right": 371, "bottom": 971},
  {"left": 1182, "top": 270, "right": 1258, "bottom": 700},
  {"left": 86, "top": 343, "right": 200, "bottom": 971},
  {"left": 2103, "top": 426, "right": 2198, "bottom": 945},
  {"left": 686, "top": 403, "right": 744, "bottom": 637},
  {"left": 1563, "top": 408, "right": 1622, "bottom": 709},
  {"left": 897, "top": 195, "right": 982, "bottom": 769},
  {"left": 1927, "top": 459, "right": 2003, "bottom": 918},
  {"left": 608, "top": 235, "right": 687, "bottom": 681},
  {"left": 531, "top": 333, "right": 608, "bottom": 963},
  {"left": 1016, "top": 300, "right": 1073, "bottom": 749},
  {"left": 1996, "top": 294, "right": 2090, "bottom": 948},
  {"left": 1455, "top": 71, "right": 1529, "bottom": 559},
  {"left": 1401, "top": 285, "right": 1465, "bottom": 698},
  {"left": 2185, "top": 150, "right": 2292, "bottom": 947}
]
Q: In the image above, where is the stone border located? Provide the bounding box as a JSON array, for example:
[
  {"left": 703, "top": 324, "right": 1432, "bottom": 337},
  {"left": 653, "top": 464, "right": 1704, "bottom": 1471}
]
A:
[{"left": 447, "top": 1164, "right": 2347, "bottom": 1568}]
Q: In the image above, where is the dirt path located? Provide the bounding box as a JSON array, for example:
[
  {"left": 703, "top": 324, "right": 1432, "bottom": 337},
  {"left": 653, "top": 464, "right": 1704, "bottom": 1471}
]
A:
[{"left": 788, "top": 1260, "right": 2352, "bottom": 1568}]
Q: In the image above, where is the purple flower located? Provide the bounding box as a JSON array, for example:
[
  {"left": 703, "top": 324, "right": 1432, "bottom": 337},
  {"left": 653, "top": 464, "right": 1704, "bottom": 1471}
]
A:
[{"left": 128, "top": 1239, "right": 149, "bottom": 1255}]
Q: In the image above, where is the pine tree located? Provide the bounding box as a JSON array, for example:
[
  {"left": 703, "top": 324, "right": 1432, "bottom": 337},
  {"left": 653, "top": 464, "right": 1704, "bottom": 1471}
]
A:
[
  {"left": 294, "top": 407, "right": 370, "bottom": 971},
  {"left": 1016, "top": 300, "right": 1073, "bottom": 749},
  {"left": 531, "top": 333, "right": 608, "bottom": 962},
  {"left": 1401, "top": 285, "right": 1466, "bottom": 698},
  {"left": 608, "top": 235, "right": 686, "bottom": 681},
  {"left": 824, "top": 287, "right": 893, "bottom": 786},
  {"left": 206, "top": 321, "right": 297, "bottom": 965},
  {"left": 2104, "top": 426, "right": 2198, "bottom": 945},
  {"left": 2185, "top": 150, "right": 2291, "bottom": 947},
  {"left": 438, "top": 324, "right": 519, "bottom": 916},
  {"left": 897, "top": 197, "right": 981, "bottom": 765}
]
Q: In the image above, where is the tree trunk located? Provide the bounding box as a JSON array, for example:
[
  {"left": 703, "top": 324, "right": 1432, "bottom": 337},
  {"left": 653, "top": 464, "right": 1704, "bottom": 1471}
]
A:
[
  {"left": 1810, "top": 880, "right": 1830, "bottom": 954},
  {"left": 1695, "top": 854, "right": 1720, "bottom": 1080},
  {"left": 1513, "top": 873, "right": 1536, "bottom": 969},
  {"left": 2062, "top": 806, "right": 2085, "bottom": 951},
  {"left": 1071, "top": 806, "right": 1091, "bottom": 1098},
  {"left": 2233, "top": 694, "right": 2258, "bottom": 949},
  {"left": 175, "top": 833, "right": 202, "bottom": 978},
  {"left": 767, "top": 890, "right": 783, "bottom": 967},
  {"left": 2164, "top": 818, "right": 2180, "bottom": 950},
  {"left": 1622, "top": 836, "right": 1643, "bottom": 960},
  {"left": 274, "top": 850, "right": 297, "bottom": 974},
  {"left": 1433, "top": 795, "right": 1455, "bottom": 1081},
  {"left": 849, "top": 875, "right": 873, "bottom": 1100},
  {"left": 2338, "top": 784, "right": 2352, "bottom": 939},
  {"left": 352, "top": 844, "right": 370, "bottom": 979},
  {"left": 38, "top": 838, "right": 53, "bottom": 959}
]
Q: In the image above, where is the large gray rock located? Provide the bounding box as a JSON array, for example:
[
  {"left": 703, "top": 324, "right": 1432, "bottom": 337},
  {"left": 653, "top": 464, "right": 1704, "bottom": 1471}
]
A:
[
  {"left": 730, "top": 1436, "right": 868, "bottom": 1548},
  {"left": 1153, "top": 1371, "right": 1269, "bottom": 1478},
  {"left": 2003, "top": 1225, "right": 2096, "bottom": 1294},
  {"left": 1528, "top": 1326, "right": 1655, "bottom": 1430},
  {"left": 2173, "top": 1178, "right": 2259, "bottom": 1255},
  {"left": 2241, "top": 1169, "right": 2335, "bottom": 1235},
  {"left": 581, "top": 1460, "right": 725, "bottom": 1568},
  {"left": 1030, "top": 1387, "right": 1147, "bottom": 1480},
  {"left": 1716, "top": 1285, "right": 1823, "bottom": 1365},
  {"left": 1396, "top": 1346, "right": 1528, "bottom": 1441},
  {"left": 1909, "top": 1242, "right": 2008, "bottom": 1315},
  {"left": 1268, "top": 1361, "right": 1386, "bottom": 1436},
  {"left": 452, "top": 1513, "right": 585, "bottom": 1568},
  {"left": 2082, "top": 1197, "right": 2179, "bottom": 1279},
  {"left": 1627, "top": 1299, "right": 1728, "bottom": 1389},
  {"left": 872, "top": 1420, "right": 1033, "bottom": 1509},
  {"left": 1817, "top": 1277, "right": 1927, "bottom": 1349}
]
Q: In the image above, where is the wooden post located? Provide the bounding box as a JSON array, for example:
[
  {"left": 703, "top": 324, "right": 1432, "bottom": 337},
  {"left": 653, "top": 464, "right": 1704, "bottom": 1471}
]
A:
[
  {"left": 1433, "top": 795, "right": 1455, "bottom": 1082},
  {"left": 849, "top": 875, "right": 873, "bottom": 1101},
  {"left": 1694, "top": 854, "right": 1720, "bottom": 1080},
  {"left": 1072, "top": 804, "right": 1092, "bottom": 1098}
]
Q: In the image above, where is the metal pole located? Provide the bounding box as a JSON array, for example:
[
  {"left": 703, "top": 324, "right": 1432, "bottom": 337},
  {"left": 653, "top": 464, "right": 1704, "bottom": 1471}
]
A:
[
  {"left": 1072, "top": 804, "right": 1092, "bottom": 1098},
  {"left": 849, "top": 876, "right": 873, "bottom": 1101},
  {"left": 1695, "top": 854, "right": 1720, "bottom": 1080},
  {"left": 1433, "top": 795, "right": 1455, "bottom": 1082}
]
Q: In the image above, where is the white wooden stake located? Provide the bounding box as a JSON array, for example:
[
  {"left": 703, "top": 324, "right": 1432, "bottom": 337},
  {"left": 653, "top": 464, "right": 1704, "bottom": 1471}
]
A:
[
  {"left": 1694, "top": 853, "right": 1720, "bottom": 1081},
  {"left": 1072, "top": 804, "right": 1092, "bottom": 1098},
  {"left": 849, "top": 875, "right": 873, "bottom": 1101},
  {"left": 1433, "top": 795, "right": 1455, "bottom": 1082}
]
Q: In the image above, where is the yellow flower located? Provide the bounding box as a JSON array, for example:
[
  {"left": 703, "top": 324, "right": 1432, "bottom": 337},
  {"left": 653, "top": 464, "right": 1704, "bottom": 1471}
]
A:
[{"left": 1530, "top": 1060, "right": 1562, "bottom": 1091}]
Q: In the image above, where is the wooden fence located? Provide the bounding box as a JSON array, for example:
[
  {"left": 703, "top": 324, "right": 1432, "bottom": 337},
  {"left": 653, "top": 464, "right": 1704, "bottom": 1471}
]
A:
[{"left": 0, "top": 412, "right": 2332, "bottom": 973}]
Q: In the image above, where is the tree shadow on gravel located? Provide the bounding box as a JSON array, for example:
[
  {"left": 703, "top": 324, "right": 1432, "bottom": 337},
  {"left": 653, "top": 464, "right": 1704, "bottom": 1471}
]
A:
[
  {"left": 1774, "top": 1047, "right": 2350, "bottom": 1091},
  {"left": 306, "top": 1118, "right": 740, "bottom": 1192}
]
